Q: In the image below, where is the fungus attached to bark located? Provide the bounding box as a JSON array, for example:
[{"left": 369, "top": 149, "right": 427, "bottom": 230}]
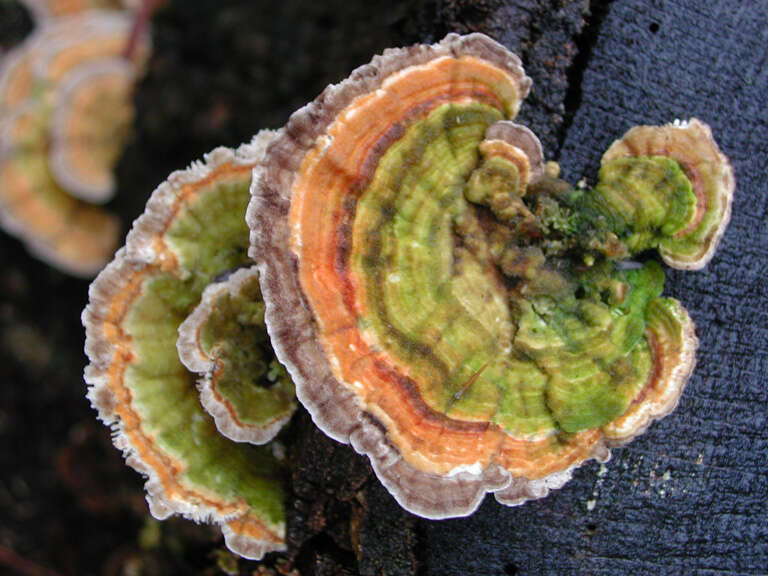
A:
[
  {"left": 83, "top": 133, "right": 290, "bottom": 559},
  {"left": 178, "top": 266, "right": 297, "bottom": 445},
  {"left": 599, "top": 119, "right": 734, "bottom": 270},
  {"left": 0, "top": 11, "right": 148, "bottom": 275},
  {"left": 249, "top": 33, "right": 732, "bottom": 518}
]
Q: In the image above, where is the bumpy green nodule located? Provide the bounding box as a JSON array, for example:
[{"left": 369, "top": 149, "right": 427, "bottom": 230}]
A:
[
  {"left": 352, "top": 104, "right": 696, "bottom": 436},
  {"left": 124, "top": 180, "right": 285, "bottom": 527}
]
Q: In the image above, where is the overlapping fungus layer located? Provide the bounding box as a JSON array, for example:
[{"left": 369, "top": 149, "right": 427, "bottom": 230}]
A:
[
  {"left": 251, "top": 34, "right": 732, "bottom": 517},
  {"left": 0, "top": 10, "right": 147, "bottom": 275},
  {"left": 178, "top": 267, "right": 297, "bottom": 445},
  {"left": 84, "top": 134, "right": 288, "bottom": 560}
]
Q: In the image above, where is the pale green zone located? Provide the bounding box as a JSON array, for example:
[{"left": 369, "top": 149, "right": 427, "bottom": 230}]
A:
[
  {"left": 199, "top": 274, "right": 295, "bottom": 428},
  {"left": 353, "top": 102, "right": 699, "bottom": 436},
  {"left": 4, "top": 107, "right": 82, "bottom": 216},
  {"left": 122, "top": 179, "right": 285, "bottom": 527}
]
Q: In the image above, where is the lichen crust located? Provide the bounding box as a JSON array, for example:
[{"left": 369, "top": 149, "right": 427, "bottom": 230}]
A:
[
  {"left": 83, "top": 131, "right": 287, "bottom": 559},
  {"left": 249, "top": 33, "right": 720, "bottom": 518}
]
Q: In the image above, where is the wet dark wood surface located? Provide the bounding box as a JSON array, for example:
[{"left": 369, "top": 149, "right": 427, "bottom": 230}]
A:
[{"left": 0, "top": 1, "right": 765, "bottom": 574}]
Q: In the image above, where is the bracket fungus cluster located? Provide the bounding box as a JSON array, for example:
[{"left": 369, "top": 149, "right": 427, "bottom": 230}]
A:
[
  {"left": 248, "top": 34, "right": 733, "bottom": 515},
  {"left": 84, "top": 132, "right": 290, "bottom": 559},
  {"left": 0, "top": 8, "right": 148, "bottom": 276},
  {"left": 84, "top": 33, "right": 733, "bottom": 559}
]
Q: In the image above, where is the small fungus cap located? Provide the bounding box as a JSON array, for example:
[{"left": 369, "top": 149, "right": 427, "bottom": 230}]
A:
[
  {"left": 177, "top": 266, "right": 297, "bottom": 445},
  {"left": 249, "top": 34, "right": 714, "bottom": 518},
  {"left": 48, "top": 58, "right": 136, "bottom": 203},
  {"left": 483, "top": 120, "right": 545, "bottom": 185},
  {"left": 601, "top": 118, "right": 734, "bottom": 270},
  {"left": 84, "top": 132, "right": 288, "bottom": 560}
]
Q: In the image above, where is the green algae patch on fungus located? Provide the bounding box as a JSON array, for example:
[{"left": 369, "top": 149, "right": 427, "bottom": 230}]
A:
[
  {"left": 529, "top": 263, "right": 662, "bottom": 434},
  {"left": 83, "top": 132, "right": 290, "bottom": 560},
  {"left": 178, "top": 267, "right": 297, "bottom": 445},
  {"left": 250, "top": 32, "right": 731, "bottom": 519},
  {"left": 352, "top": 101, "right": 511, "bottom": 421}
]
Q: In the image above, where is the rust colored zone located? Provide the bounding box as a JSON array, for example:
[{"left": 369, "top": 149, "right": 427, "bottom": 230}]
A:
[
  {"left": 208, "top": 360, "right": 252, "bottom": 428},
  {"left": 226, "top": 514, "right": 284, "bottom": 550}
]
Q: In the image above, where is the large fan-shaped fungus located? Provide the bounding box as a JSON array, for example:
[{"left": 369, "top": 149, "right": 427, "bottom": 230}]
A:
[
  {"left": 83, "top": 133, "right": 290, "bottom": 559},
  {"left": 249, "top": 33, "right": 733, "bottom": 517},
  {"left": 0, "top": 10, "right": 147, "bottom": 275}
]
